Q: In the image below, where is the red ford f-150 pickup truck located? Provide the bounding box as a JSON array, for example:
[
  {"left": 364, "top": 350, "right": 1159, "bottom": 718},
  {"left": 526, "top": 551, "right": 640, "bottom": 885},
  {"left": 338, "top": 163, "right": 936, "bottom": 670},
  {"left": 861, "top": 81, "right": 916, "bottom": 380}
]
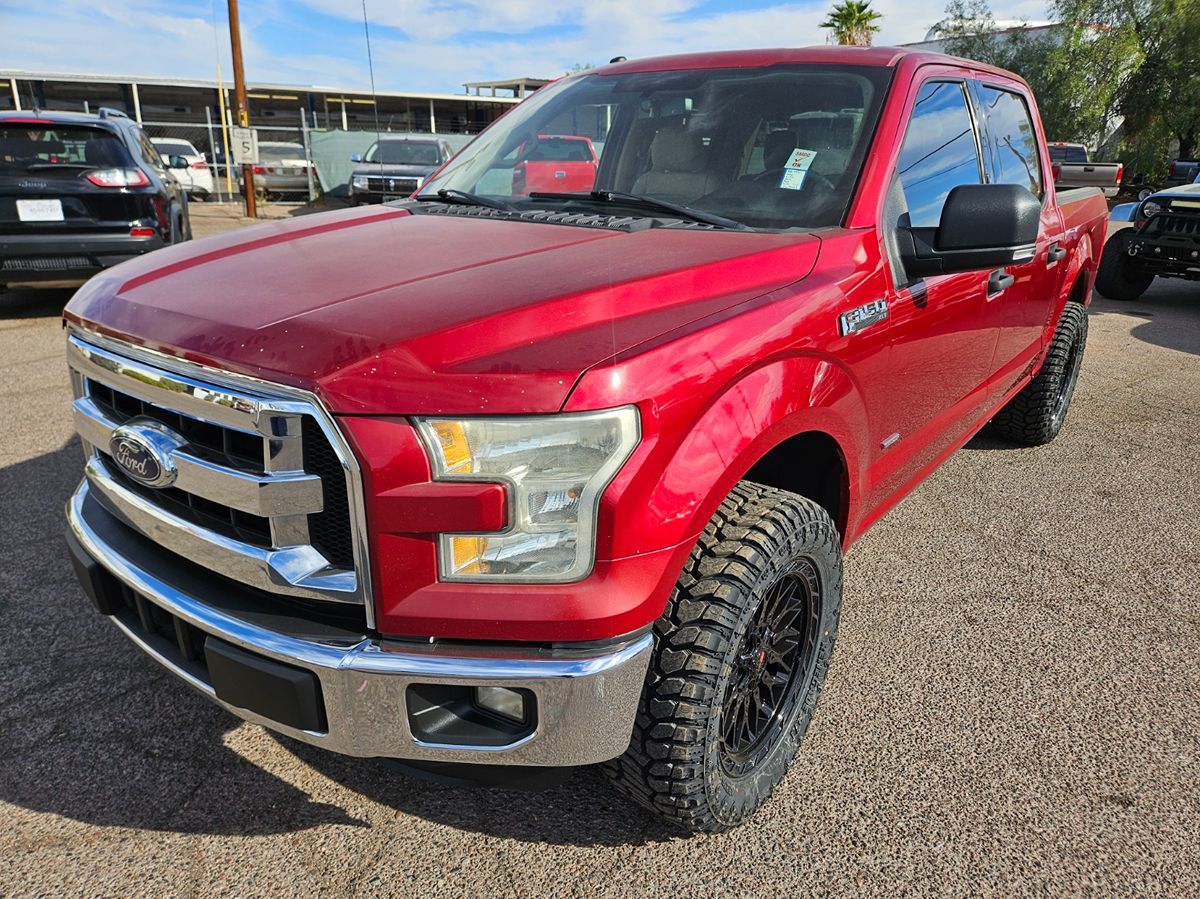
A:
[{"left": 63, "top": 47, "right": 1107, "bottom": 832}]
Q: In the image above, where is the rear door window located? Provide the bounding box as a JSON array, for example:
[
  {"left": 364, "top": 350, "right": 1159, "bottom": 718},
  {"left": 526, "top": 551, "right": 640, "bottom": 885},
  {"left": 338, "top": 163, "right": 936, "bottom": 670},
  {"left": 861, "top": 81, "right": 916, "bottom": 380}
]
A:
[
  {"left": 0, "top": 125, "right": 133, "bottom": 173},
  {"left": 976, "top": 85, "right": 1042, "bottom": 196},
  {"left": 895, "top": 81, "right": 984, "bottom": 228}
]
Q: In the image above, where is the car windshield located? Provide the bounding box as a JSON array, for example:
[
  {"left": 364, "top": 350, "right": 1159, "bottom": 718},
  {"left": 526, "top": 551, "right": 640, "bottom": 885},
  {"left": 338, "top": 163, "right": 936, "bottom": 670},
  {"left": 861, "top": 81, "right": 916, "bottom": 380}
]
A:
[
  {"left": 258, "top": 143, "right": 305, "bottom": 161},
  {"left": 366, "top": 140, "right": 442, "bottom": 165},
  {"left": 0, "top": 124, "right": 133, "bottom": 173},
  {"left": 154, "top": 140, "right": 195, "bottom": 156},
  {"left": 417, "top": 64, "right": 891, "bottom": 230}
]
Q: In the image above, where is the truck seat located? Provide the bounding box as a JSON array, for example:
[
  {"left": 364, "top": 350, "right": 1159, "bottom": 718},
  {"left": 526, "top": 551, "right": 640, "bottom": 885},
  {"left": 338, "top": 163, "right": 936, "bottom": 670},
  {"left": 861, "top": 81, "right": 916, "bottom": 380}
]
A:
[{"left": 631, "top": 122, "right": 715, "bottom": 203}]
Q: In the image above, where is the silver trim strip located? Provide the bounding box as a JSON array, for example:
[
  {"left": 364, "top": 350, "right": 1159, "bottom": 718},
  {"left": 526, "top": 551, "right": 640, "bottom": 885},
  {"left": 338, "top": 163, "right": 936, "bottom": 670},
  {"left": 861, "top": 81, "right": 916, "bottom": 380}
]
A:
[
  {"left": 85, "top": 460, "right": 359, "bottom": 599},
  {"left": 73, "top": 398, "right": 324, "bottom": 517},
  {"left": 68, "top": 484, "right": 651, "bottom": 765},
  {"left": 66, "top": 326, "right": 375, "bottom": 626}
]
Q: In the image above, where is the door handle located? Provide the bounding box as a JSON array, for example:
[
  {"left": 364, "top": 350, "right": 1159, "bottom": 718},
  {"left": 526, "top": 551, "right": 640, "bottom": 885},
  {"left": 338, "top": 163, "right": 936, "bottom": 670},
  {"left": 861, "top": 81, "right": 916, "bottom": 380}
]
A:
[
  {"left": 987, "top": 269, "right": 1015, "bottom": 296},
  {"left": 1047, "top": 243, "right": 1068, "bottom": 266}
]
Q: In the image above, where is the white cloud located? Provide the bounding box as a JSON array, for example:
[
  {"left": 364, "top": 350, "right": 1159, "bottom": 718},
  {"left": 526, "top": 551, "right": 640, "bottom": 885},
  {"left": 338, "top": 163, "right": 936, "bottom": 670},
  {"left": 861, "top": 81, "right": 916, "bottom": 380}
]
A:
[{"left": 0, "top": 0, "right": 1052, "bottom": 93}]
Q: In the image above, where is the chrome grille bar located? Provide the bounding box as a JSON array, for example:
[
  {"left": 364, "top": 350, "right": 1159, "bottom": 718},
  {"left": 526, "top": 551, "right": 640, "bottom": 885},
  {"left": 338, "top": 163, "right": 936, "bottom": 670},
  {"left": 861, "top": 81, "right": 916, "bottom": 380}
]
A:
[
  {"left": 72, "top": 397, "right": 324, "bottom": 517},
  {"left": 66, "top": 329, "right": 373, "bottom": 622}
]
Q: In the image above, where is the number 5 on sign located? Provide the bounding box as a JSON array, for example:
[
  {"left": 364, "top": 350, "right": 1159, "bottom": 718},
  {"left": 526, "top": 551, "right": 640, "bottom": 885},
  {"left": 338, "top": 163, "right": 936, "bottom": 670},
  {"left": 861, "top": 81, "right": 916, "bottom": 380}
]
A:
[{"left": 231, "top": 127, "right": 259, "bottom": 165}]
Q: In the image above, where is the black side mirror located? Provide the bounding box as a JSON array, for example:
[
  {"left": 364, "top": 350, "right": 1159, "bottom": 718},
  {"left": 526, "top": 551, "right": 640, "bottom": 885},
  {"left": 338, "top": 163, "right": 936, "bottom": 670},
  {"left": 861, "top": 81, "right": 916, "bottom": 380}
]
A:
[
  {"left": 900, "top": 184, "right": 1040, "bottom": 278},
  {"left": 167, "top": 154, "right": 190, "bottom": 170}
]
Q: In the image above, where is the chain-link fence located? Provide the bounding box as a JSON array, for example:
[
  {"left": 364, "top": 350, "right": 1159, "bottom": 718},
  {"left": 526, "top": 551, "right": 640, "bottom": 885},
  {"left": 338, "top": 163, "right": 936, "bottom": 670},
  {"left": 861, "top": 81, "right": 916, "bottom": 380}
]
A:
[
  {"left": 140, "top": 108, "right": 480, "bottom": 206},
  {"left": 141, "top": 115, "right": 308, "bottom": 205}
]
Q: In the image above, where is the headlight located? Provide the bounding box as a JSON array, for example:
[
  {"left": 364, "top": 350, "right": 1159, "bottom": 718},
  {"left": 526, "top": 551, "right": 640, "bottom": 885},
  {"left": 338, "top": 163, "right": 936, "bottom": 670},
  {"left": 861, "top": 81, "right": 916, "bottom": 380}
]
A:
[
  {"left": 415, "top": 407, "right": 640, "bottom": 582},
  {"left": 352, "top": 174, "right": 369, "bottom": 189},
  {"left": 1140, "top": 200, "right": 1163, "bottom": 219}
]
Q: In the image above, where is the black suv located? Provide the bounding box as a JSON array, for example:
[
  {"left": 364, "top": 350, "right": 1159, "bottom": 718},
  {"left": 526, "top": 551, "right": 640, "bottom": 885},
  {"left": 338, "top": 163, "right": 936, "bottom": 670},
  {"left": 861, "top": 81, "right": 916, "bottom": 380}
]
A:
[
  {"left": 349, "top": 137, "right": 453, "bottom": 204},
  {"left": 1, "top": 108, "right": 191, "bottom": 289}
]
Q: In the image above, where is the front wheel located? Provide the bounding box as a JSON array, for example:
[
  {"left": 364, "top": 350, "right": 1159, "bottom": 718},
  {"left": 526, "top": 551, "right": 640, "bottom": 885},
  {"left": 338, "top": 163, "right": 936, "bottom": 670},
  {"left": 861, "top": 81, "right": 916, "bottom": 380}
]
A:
[
  {"left": 603, "top": 481, "right": 842, "bottom": 832},
  {"left": 1095, "top": 231, "right": 1154, "bottom": 301}
]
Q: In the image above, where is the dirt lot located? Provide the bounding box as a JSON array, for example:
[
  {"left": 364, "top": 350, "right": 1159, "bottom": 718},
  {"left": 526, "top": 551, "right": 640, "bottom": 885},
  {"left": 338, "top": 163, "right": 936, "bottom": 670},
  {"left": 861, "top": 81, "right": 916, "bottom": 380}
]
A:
[{"left": 1, "top": 208, "right": 1197, "bottom": 897}]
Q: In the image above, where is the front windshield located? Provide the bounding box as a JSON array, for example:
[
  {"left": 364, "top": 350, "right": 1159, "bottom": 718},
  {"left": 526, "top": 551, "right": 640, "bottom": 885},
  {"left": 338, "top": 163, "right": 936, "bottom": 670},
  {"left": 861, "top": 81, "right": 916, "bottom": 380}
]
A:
[
  {"left": 418, "top": 64, "right": 891, "bottom": 230},
  {"left": 366, "top": 140, "right": 441, "bottom": 165}
]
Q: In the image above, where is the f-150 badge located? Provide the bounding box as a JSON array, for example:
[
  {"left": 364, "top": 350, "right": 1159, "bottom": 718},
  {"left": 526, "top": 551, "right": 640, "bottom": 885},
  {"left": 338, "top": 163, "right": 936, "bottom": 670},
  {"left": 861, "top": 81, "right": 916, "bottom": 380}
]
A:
[{"left": 839, "top": 299, "right": 889, "bottom": 336}]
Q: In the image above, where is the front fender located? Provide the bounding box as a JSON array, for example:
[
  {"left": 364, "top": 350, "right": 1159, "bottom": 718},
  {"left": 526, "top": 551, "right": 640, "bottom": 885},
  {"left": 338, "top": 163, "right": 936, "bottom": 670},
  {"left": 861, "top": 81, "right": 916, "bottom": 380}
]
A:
[{"left": 581, "top": 352, "right": 869, "bottom": 562}]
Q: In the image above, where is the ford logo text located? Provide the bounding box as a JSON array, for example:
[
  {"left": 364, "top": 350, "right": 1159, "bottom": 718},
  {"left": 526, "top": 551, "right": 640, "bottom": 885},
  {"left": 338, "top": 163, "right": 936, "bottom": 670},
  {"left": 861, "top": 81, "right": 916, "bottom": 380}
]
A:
[{"left": 107, "top": 419, "right": 186, "bottom": 488}]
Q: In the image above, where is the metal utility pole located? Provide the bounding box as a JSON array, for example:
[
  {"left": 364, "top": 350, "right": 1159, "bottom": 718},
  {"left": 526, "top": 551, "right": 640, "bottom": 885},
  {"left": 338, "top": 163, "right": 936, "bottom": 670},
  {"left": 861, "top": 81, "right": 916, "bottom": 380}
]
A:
[{"left": 227, "top": 0, "right": 256, "bottom": 217}]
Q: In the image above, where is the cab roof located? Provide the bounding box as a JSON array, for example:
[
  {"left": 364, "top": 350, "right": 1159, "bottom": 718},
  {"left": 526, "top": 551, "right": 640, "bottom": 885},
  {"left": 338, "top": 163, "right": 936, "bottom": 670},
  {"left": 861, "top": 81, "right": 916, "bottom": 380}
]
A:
[{"left": 594, "top": 45, "right": 1020, "bottom": 82}]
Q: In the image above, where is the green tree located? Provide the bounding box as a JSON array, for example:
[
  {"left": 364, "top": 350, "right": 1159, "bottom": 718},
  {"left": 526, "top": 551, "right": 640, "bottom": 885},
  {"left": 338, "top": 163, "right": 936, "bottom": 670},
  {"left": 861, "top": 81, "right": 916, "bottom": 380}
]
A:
[
  {"left": 942, "top": 0, "right": 1200, "bottom": 173},
  {"left": 820, "top": 0, "right": 883, "bottom": 46},
  {"left": 1059, "top": 0, "right": 1200, "bottom": 161},
  {"left": 939, "top": 0, "right": 1133, "bottom": 152}
]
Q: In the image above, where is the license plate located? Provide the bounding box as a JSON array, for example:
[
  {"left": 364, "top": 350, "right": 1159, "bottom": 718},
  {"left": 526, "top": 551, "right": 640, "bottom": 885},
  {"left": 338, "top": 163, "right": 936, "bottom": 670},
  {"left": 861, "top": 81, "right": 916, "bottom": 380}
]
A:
[{"left": 17, "top": 199, "right": 64, "bottom": 222}]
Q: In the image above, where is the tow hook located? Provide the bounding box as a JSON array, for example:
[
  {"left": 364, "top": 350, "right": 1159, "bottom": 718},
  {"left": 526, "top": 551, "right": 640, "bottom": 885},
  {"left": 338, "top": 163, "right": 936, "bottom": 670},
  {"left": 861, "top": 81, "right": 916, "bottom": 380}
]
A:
[{"left": 1127, "top": 241, "right": 1141, "bottom": 257}]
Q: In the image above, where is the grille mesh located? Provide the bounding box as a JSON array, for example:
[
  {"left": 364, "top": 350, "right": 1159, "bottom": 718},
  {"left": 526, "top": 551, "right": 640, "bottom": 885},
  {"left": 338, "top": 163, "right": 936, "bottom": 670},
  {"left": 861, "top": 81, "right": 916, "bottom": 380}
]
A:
[
  {"left": 89, "top": 380, "right": 265, "bottom": 473},
  {"left": 1157, "top": 212, "right": 1200, "bottom": 237},
  {"left": 88, "top": 377, "right": 355, "bottom": 571},
  {"left": 302, "top": 422, "right": 355, "bottom": 570},
  {"left": 3, "top": 255, "right": 93, "bottom": 271}
]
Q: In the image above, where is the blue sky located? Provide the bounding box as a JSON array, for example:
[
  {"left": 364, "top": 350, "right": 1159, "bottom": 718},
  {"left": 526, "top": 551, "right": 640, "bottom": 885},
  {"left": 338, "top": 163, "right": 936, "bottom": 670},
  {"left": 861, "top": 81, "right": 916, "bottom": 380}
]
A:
[{"left": 0, "top": 0, "right": 1050, "bottom": 94}]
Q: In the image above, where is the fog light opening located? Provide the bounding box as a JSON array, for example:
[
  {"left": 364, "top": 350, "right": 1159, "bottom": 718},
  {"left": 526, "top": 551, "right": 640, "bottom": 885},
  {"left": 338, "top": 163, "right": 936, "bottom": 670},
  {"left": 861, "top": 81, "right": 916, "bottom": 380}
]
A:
[
  {"left": 475, "top": 686, "right": 528, "bottom": 724},
  {"left": 405, "top": 683, "right": 536, "bottom": 748}
]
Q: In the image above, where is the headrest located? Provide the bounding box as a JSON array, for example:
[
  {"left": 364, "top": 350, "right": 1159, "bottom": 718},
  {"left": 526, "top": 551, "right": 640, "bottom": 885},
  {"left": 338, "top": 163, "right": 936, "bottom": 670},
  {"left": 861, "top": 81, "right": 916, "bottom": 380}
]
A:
[
  {"left": 649, "top": 123, "right": 706, "bottom": 173},
  {"left": 84, "top": 139, "right": 123, "bottom": 167}
]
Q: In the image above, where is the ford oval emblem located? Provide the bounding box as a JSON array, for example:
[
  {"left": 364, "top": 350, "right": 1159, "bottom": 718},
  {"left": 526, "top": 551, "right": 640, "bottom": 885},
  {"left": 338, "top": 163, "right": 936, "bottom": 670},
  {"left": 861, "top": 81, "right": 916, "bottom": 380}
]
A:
[{"left": 108, "top": 419, "right": 185, "bottom": 488}]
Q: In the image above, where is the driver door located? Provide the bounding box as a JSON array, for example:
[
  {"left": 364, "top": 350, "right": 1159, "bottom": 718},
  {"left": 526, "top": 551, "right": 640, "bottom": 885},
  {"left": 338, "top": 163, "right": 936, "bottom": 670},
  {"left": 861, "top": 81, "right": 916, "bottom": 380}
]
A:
[{"left": 873, "top": 76, "right": 999, "bottom": 498}]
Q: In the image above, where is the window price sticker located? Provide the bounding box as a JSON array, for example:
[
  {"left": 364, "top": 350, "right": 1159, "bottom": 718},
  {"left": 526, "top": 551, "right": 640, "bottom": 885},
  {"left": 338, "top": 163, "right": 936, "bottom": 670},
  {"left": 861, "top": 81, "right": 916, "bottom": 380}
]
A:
[{"left": 779, "top": 148, "right": 818, "bottom": 190}]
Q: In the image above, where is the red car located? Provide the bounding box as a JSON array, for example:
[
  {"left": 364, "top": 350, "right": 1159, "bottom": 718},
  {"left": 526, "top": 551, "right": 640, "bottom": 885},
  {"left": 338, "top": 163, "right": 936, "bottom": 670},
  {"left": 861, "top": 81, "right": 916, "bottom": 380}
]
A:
[
  {"left": 512, "top": 134, "right": 599, "bottom": 195},
  {"left": 64, "top": 47, "right": 1107, "bottom": 832}
]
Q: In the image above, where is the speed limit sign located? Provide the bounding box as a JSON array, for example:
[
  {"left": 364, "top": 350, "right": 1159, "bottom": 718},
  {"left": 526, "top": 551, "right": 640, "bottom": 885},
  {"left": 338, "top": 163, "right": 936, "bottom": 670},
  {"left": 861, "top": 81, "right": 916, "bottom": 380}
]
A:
[{"left": 231, "top": 127, "right": 259, "bottom": 165}]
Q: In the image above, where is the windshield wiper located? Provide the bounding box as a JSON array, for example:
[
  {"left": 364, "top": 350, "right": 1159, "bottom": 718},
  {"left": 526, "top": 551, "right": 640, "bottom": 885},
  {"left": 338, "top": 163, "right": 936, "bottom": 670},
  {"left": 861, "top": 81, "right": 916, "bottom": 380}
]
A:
[
  {"left": 414, "top": 188, "right": 513, "bottom": 212},
  {"left": 528, "top": 189, "right": 751, "bottom": 231}
]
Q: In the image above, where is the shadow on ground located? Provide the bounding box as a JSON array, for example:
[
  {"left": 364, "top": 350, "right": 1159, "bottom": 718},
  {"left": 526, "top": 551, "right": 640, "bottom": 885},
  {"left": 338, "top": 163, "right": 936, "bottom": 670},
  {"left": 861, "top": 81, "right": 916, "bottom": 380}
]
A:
[
  {"left": 0, "top": 286, "right": 78, "bottom": 318},
  {"left": 282, "top": 738, "right": 678, "bottom": 847},
  {"left": 1092, "top": 285, "right": 1200, "bottom": 356},
  {"left": 0, "top": 440, "right": 365, "bottom": 836},
  {"left": 0, "top": 439, "right": 672, "bottom": 846}
]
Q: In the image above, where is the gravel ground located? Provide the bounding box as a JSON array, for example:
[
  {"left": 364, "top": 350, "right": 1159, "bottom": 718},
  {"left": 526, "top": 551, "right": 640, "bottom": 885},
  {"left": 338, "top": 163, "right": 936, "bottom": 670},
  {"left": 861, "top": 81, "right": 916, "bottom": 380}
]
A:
[{"left": 0, "top": 212, "right": 1197, "bottom": 897}]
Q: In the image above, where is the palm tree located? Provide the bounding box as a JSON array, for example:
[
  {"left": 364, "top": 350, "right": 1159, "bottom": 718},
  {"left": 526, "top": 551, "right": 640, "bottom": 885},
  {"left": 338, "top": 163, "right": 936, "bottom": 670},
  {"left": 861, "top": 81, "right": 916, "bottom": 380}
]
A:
[{"left": 820, "top": 0, "right": 883, "bottom": 46}]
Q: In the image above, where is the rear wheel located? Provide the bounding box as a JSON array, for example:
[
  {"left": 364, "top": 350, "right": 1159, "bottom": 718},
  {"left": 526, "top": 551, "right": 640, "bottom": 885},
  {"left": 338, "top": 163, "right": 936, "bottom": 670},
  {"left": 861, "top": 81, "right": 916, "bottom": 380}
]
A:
[
  {"left": 1095, "top": 231, "right": 1154, "bottom": 301},
  {"left": 603, "top": 481, "right": 842, "bottom": 832},
  {"left": 990, "top": 303, "right": 1088, "bottom": 446}
]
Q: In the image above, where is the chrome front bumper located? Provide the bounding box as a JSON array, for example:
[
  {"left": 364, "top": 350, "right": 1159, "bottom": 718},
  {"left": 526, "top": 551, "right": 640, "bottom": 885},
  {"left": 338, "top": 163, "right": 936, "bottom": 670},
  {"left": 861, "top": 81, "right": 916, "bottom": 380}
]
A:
[{"left": 67, "top": 481, "right": 652, "bottom": 767}]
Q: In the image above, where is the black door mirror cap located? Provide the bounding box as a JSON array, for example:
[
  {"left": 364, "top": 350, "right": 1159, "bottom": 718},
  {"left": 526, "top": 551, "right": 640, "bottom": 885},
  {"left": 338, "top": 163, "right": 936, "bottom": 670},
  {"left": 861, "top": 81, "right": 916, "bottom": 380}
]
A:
[
  {"left": 937, "top": 183, "right": 1041, "bottom": 251},
  {"left": 899, "top": 183, "right": 1041, "bottom": 278}
]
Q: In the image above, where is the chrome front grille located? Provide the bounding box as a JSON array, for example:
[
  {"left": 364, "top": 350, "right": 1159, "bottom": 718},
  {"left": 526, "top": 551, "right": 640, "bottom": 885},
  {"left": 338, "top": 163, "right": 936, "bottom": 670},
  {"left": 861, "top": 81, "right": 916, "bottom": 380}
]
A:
[
  {"left": 366, "top": 176, "right": 420, "bottom": 193},
  {"left": 66, "top": 331, "right": 372, "bottom": 621}
]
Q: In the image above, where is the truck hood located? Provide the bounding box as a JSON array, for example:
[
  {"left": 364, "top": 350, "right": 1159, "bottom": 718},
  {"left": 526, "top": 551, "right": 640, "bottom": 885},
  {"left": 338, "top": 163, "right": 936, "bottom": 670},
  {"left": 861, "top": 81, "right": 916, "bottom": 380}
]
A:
[
  {"left": 65, "top": 205, "right": 820, "bottom": 415},
  {"left": 1149, "top": 182, "right": 1200, "bottom": 202}
]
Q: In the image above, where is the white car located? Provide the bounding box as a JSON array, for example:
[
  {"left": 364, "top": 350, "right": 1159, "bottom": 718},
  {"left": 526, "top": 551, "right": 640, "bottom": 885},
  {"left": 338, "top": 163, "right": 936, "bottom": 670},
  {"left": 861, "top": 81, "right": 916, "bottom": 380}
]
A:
[{"left": 151, "top": 138, "right": 215, "bottom": 200}]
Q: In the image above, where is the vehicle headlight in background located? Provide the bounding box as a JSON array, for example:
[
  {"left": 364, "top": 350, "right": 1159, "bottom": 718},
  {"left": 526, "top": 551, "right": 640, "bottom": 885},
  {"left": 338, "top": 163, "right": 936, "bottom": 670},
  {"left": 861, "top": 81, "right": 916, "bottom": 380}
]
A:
[
  {"left": 1140, "top": 200, "right": 1163, "bottom": 220},
  {"left": 415, "top": 407, "right": 640, "bottom": 582},
  {"left": 352, "top": 174, "right": 369, "bottom": 189}
]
